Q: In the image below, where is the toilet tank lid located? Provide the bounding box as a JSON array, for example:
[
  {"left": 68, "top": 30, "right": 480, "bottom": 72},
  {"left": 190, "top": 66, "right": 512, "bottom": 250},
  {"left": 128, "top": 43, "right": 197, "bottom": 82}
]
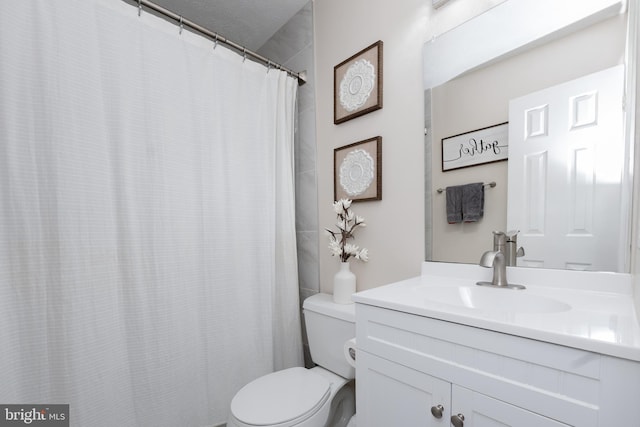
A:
[{"left": 303, "top": 293, "right": 355, "bottom": 322}]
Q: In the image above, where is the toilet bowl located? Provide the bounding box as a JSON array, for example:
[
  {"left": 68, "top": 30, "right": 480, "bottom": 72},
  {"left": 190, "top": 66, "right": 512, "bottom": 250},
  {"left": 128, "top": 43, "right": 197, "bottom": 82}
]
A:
[
  {"left": 227, "top": 293, "right": 356, "bottom": 427},
  {"left": 227, "top": 367, "right": 354, "bottom": 427}
]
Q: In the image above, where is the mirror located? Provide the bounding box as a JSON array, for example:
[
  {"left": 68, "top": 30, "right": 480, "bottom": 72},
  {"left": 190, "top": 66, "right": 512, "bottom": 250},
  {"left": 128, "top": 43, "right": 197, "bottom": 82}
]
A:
[{"left": 424, "top": 0, "right": 635, "bottom": 272}]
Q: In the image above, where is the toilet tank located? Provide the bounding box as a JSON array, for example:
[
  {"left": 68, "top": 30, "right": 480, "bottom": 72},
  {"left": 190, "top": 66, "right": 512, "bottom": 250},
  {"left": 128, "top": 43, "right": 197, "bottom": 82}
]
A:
[{"left": 303, "top": 293, "right": 355, "bottom": 379}]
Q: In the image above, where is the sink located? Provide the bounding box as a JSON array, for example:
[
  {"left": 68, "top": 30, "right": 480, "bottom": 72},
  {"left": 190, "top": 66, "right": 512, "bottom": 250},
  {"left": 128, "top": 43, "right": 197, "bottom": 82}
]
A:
[{"left": 413, "top": 285, "right": 572, "bottom": 314}]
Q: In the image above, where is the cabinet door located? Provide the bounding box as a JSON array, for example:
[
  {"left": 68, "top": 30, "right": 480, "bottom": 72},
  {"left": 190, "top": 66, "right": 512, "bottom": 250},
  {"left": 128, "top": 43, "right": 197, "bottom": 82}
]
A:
[
  {"left": 357, "top": 351, "right": 451, "bottom": 426},
  {"left": 452, "top": 385, "right": 570, "bottom": 427}
]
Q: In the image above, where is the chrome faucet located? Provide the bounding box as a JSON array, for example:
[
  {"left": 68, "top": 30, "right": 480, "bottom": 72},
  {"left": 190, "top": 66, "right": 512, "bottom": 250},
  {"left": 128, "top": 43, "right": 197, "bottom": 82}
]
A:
[{"left": 476, "top": 250, "right": 526, "bottom": 290}]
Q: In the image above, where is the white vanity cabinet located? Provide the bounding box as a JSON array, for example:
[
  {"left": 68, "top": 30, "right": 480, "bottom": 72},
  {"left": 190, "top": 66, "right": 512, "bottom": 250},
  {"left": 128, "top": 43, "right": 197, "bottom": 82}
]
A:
[
  {"left": 358, "top": 351, "right": 570, "bottom": 427},
  {"left": 355, "top": 302, "right": 640, "bottom": 427}
]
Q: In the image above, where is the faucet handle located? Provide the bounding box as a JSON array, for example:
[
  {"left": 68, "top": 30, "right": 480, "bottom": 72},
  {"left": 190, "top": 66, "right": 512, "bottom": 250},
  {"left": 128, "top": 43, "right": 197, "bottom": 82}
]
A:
[{"left": 505, "top": 229, "right": 520, "bottom": 240}]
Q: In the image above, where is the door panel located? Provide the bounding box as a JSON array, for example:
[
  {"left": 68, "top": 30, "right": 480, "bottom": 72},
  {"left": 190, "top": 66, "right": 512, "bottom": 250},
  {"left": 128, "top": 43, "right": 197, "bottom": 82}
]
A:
[
  {"left": 357, "top": 351, "right": 451, "bottom": 426},
  {"left": 507, "top": 65, "right": 625, "bottom": 271}
]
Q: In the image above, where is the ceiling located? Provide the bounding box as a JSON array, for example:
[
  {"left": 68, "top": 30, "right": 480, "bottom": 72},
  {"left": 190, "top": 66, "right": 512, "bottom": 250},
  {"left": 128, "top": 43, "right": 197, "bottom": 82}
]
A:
[{"left": 150, "top": 0, "right": 310, "bottom": 51}]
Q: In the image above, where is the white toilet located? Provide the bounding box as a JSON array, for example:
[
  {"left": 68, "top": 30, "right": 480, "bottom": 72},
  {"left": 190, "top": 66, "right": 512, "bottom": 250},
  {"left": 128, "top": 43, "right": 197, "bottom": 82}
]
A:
[{"left": 227, "top": 293, "right": 356, "bottom": 427}]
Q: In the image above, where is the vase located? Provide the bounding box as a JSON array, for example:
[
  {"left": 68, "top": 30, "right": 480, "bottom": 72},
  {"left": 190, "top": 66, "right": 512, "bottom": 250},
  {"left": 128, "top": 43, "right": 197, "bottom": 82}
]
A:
[{"left": 333, "top": 261, "right": 356, "bottom": 304}]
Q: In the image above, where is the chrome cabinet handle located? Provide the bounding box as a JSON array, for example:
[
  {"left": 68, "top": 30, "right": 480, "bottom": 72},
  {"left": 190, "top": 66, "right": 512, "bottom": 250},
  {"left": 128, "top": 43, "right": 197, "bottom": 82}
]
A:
[
  {"left": 430, "top": 404, "right": 444, "bottom": 419},
  {"left": 451, "top": 413, "right": 465, "bottom": 427}
]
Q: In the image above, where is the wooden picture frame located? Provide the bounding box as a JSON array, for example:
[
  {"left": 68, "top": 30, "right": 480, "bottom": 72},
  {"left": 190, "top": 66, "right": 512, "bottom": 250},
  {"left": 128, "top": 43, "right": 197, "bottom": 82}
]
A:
[
  {"left": 334, "top": 136, "right": 382, "bottom": 202},
  {"left": 441, "top": 122, "right": 509, "bottom": 172},
  {"left": 334, "top": 41, "right": 383, "bottom": 124}
]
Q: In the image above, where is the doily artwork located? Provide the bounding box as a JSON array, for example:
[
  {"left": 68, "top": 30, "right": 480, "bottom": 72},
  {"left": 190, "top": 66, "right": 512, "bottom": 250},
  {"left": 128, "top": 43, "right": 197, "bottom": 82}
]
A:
[
  {"left": 339, "top": 149, "right": 375, "bottom": 196},
  {"left": 339, "top": 59, "right": 376, "bottom": 112}
]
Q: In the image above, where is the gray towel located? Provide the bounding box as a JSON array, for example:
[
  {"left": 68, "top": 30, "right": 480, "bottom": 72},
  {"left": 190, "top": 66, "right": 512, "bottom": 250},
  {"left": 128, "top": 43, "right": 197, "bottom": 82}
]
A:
[
  {"left": 446, "top": 185, "right": 463, "bottom": 224},
  {"left": 462, "top": 182, "right": 484, "bottom": 222}
]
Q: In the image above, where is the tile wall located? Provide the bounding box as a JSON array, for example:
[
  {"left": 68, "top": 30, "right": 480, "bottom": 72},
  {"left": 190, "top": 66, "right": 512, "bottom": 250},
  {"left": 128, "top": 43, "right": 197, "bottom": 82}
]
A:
[{"left": 258, "top": 2, "right": 318, "bottom": 367}]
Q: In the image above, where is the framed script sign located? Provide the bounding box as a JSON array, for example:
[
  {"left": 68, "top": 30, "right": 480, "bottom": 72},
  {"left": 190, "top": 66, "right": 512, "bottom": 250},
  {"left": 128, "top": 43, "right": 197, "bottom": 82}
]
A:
[{"left": 441, "top": 122, "right": 508, "bottom": 172}]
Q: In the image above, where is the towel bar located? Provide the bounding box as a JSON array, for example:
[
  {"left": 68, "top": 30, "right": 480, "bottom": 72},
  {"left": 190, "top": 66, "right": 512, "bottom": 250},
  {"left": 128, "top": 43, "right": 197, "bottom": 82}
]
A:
[{"left": 436, "top": 181, "right": 496, "bottom": 194}]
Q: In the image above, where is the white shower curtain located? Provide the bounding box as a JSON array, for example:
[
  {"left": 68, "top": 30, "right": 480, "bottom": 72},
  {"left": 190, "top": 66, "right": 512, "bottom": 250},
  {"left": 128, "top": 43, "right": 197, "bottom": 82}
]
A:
[{"left": 0, "top": 1, "right": 302, "bottom": 426}]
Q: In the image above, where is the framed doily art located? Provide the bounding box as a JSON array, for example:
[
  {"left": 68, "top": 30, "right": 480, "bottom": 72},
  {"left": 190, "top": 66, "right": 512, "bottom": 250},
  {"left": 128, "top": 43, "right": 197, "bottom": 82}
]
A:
[
  {"left": 334, "top": 41, "right": 383, "bottom": 124},
  {"left": 334, "top": 136, "right": 382, "bottom": 202}
]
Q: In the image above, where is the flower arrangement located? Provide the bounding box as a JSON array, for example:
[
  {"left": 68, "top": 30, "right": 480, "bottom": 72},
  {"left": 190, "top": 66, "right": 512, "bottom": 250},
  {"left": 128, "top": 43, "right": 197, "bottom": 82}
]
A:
[{"left": 326, "top": 199, "right": 369, "bottom": 263}]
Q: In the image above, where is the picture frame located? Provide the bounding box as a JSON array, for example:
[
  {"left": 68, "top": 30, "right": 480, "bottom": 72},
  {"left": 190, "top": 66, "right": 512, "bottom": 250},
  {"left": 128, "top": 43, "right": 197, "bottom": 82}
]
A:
[
  {"left": 441, "top": 122, "right": 509, "bottom": 172},
  {"left": 334, "top": 41, "right": 383, "bottom": 124},
  {"left": 334, "top": 136, "right": 382, "bottom": 202}
]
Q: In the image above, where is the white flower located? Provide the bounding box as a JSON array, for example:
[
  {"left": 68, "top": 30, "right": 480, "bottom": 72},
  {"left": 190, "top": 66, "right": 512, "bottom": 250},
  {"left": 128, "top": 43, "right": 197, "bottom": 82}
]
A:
[
  {"left": 356, "top": 248, "right": 369, "bottom": 262},
  {"left": 326, "top": 198, "right": 368, "bottom": 263},
  {"left": 344, "top": 243, "right": 360, "bottom": 256},
  {"left": 328, "top": 240, "right": 342, "bottom": 257},
  {"left": 333, "top": 198, "right": 352, "bottom": 214}
]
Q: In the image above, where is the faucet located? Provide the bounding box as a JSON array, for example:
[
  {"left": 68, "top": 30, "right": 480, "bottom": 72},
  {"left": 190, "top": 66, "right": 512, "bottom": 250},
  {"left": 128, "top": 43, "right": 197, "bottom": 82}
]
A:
[{"left": 477, "top": 250, "right": 526, "bottom": 290}]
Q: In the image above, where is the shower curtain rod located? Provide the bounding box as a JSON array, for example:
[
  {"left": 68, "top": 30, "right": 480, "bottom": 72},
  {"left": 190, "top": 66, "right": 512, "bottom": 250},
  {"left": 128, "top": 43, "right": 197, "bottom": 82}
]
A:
[{"left": 130, "top": 0, "right": 307, "bottom": 85}]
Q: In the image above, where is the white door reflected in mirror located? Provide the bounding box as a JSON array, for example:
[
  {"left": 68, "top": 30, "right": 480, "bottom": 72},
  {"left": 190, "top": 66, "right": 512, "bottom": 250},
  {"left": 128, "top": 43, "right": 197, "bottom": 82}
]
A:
[{"left": 507, "top": 65, "right": 626, "bottom": 272}]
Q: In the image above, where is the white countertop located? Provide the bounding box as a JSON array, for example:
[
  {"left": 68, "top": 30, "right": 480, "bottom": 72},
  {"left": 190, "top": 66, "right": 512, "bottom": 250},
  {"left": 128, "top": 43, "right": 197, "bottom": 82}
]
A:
[{"left": 352, "top": 262, "right": 640, "bottom": 361}]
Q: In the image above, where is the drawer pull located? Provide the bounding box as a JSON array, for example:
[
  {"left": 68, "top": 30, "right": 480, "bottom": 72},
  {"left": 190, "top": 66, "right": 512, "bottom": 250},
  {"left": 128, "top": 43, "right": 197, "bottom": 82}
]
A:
[
  {"left": 451, "top": 413, "right": 465, "bottom": 427},
  {"left": 430, "top": 404, "right": 444, "bottom": 419}
]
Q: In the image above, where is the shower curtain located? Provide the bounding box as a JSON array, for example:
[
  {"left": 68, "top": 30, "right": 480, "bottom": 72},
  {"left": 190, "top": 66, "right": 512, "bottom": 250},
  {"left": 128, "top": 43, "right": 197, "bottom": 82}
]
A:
[{"left": 0, "top": 1, "right": 302, "bottom": 426}]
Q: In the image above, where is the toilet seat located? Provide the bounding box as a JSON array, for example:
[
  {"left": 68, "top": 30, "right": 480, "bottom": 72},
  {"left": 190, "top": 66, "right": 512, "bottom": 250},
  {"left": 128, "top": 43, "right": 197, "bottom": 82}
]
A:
[{"left": 230, "top": 367, "right": 331, "bottom": 426}]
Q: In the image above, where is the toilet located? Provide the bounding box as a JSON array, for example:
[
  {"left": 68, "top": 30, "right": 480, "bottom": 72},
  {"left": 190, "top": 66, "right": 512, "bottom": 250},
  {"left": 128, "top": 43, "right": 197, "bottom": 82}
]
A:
[{"left": 227, "top": 293, "right": 356, "bottom": 427}]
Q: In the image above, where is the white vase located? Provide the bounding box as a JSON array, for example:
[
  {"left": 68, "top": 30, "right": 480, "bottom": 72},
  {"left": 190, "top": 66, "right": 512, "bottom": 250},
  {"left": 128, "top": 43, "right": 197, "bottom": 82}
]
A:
[{"left": 333, "top": 261, "right": 356, "bottom": 304}]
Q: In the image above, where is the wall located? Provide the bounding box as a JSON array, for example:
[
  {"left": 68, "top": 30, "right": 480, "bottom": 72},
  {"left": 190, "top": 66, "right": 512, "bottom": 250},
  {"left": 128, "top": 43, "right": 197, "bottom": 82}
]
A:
[
  {"left": 259, "top": 2, "right": 318, "bottom": 301},
  {"left": 431, "top": 15, "right": 626, "bottom": 264},
  {"left": 258, "top": 2, "right": 317, "bottom": 364},
  {"left": 313, "top": 0, "right": 505, "bottom": 293},
  {"left": 633, "top": 0, "right": 640, "bottom": 322},
  {"left": 283, "top": 0, "right": 639, "bottom": 346}
]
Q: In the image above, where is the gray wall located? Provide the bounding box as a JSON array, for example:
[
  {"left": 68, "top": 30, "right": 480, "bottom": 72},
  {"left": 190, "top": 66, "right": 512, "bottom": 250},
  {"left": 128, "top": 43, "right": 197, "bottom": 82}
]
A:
[{"left": 258, "top": 1, "right": 317, "bottom": 366}]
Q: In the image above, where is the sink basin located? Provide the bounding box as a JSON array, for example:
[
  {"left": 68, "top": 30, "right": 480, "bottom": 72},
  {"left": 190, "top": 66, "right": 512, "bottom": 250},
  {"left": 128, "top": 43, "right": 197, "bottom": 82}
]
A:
[{"left": 413, "top": 285, "right": 572, "bottom": 314}]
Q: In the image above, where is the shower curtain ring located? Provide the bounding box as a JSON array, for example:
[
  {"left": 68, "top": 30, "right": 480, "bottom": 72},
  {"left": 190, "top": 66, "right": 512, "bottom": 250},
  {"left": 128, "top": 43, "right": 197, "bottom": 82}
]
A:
[
  {"left": 243, "top": 48, "right": 247, "bottom": 62},
  {"left": 267, "top": 61, "right": 271, "bottom": 73},
  {"left": 213, "top": 33, "right": 218, "bottom": 50},
  {"left": 138, "top": 0, "right": 142, "bottom": 16},
  {"left": 179, "top": 16, "right": 184, "bottom": 34}
]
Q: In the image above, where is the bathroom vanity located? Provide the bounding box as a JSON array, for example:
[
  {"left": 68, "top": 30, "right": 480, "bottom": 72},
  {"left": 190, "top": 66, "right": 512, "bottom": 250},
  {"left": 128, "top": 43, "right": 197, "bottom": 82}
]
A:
[{"left": 353, "top": 262, "right": 640, "bottom": 427}]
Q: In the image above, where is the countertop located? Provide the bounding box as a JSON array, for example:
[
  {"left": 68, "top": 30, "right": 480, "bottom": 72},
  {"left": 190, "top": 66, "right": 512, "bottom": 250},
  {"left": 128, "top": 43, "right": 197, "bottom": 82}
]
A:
[{"left": 352, "top": 262, "right": 640, "bottom": 361}]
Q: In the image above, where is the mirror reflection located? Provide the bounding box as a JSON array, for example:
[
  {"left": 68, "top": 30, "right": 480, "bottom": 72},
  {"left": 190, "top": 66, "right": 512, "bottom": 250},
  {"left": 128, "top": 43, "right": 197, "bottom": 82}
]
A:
[{"left": 427, "top": 8, "right": 630, "bottom": 272}]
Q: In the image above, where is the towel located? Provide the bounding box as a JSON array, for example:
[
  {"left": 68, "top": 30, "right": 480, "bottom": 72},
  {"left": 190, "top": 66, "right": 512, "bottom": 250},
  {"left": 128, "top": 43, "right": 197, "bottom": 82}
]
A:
[
  {"left": 445, "top": 185, "right": 463, "bottom": 224},
  {"left": 462, "top": 182, "right": 484, "bottom": 222}
]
